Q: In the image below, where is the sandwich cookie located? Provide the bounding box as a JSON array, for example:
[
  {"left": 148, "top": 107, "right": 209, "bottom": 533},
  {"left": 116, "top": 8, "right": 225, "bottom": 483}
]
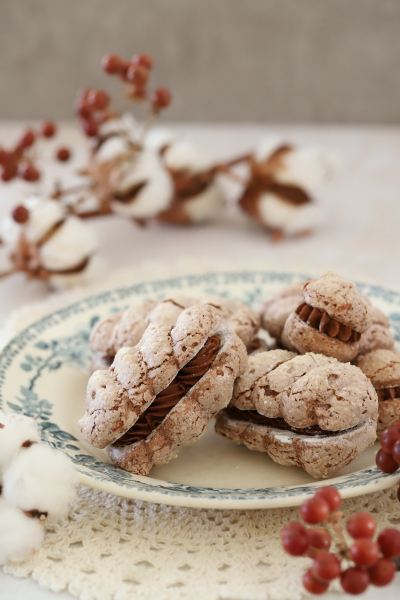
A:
[
  {"left": 356, "top": 349, "right": 400, "bottom": 434},
  {"left": 80, "top": 304, "right": 247, "bottom": 474},
  {"left": 357, "top": 305, "right": 395, "bottom": 356},
  {"left": 216, "top": 351, "right": 377, "bottom": 478},
  {"left": 282, "top": 271, "right": 371, "bottom": 362},
  {"left": 90, "top": 294, "right": 260, "bottom": 368}
]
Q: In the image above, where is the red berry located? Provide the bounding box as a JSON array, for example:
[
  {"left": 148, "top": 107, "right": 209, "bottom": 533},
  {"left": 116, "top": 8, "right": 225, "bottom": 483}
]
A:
[
  {"left": 393, "top": 440, "right": 400, "bottom": 464},
  {"left": 80, "top": 119, "right": 99, "bottom": 137},
  {"left": 56, "top": 147, "right": 71, "bottom": 162},
  {"left": 378, "top": 528, "right": 400, "bottom": 559},
  {"left": 347, "top": 512, "right": 376, "bottom": 539},
  {"left": 12, "top": 205, "right": 29, "bottom": 223},
  {"left": 1, "top": 166, "right": 17, "bottom": 181},
  {"left": 41, "top": 121, "right": 56, "bottom": 138},
  {"left": 87, "top": 89, "right": 110, "bottom": 111},
  {"left": 281, "top": 522, "right": 309, "bottom": 556},
  {"left": 303, "top": 569, "right": 329, "bottom": 595},
  {"left": 17, "top": 129, "right": 35, "bottom": 149},
  {"left": 75, "top": 99, "right": 92, "bottom": 119},
  {"left": 0, "top": 148, "right": 8, "bottom": 165},
  {"left": 132, "top": 53, "right": 153, "bottom": 70},
  {"left": 300, "top": 497, "right": 330, "bottom": 525},
  {"left": 381, "top": 427, "right": 400, "bottom": 454},
  {"left": 341, "top": 567, "right": 370, "bottom": 595},
  {"left": 151, "top": 88, "right": 171, "bottom": 109},
  {"left": 392, "top": 420, "right": 400, "bottom": 431},
  {"left": 132, "top": 85, "right": 147, "bottom": 99},
  {"left": 308, "top": 528, "right": 332, "bottom": 552},
  {"left": 101, "top": 54, "right": 124, "bottom": 74},
  {"left": 368, "top": 558, "right": 395, "bottom": 587},
  {"left": 376, "top": 448, "right": 399, "bottom": 474},
  {"left": 314, "top": 487, "right": 342, "bottom": 512},
  {"left": 127, "top": 65, "right": 149, "bottom": 86},
  {"left": 18, "top": 163, "right": 40, "bottom": 182},
  {"left": 350, "top": 538, "right": 380, "bottom": 568},
  {"left": 311, "top": 552, "right": 341, "bottom": 583}
]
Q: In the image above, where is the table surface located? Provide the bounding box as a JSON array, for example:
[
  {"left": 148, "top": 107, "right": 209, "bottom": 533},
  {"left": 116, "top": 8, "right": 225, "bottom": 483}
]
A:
[{"left": 1, "top": 121, "right": 400, "bottom": 600}]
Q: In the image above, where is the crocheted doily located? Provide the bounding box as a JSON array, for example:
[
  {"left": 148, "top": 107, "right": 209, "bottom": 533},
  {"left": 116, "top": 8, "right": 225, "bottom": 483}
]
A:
[{"left": 2, "top": 262, "right": 400, "bottom": 600}]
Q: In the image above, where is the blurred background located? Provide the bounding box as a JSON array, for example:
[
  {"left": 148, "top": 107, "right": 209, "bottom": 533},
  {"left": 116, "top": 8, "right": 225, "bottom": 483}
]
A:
[{"left": 1, "top": 0, "right": 399, "bottom": 123}]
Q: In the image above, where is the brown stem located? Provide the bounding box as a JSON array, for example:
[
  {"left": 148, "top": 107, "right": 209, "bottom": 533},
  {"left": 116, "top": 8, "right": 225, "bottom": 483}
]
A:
[{"left": 0, "top": 268, "right": 17, "bottom": 279}]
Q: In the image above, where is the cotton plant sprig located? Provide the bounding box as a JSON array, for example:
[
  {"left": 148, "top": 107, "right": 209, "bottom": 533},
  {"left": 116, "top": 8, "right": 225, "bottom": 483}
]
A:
[{"left": 0, "top": 411, "right": 77, "bottom": 565}]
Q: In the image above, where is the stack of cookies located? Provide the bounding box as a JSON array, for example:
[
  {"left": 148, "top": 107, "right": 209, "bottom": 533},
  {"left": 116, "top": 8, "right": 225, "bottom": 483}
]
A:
[{"left": 79, "top": 271, "right": 398, "bottom": 479}]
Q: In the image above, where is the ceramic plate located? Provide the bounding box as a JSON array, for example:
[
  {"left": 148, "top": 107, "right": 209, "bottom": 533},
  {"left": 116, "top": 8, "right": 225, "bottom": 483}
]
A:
[{"left": 1, "top": 271, "right": 399, "bottom": 509}]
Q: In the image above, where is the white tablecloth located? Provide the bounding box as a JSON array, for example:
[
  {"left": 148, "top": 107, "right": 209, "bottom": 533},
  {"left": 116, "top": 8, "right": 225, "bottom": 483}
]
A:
[{"left": 1, "top": 122, "right": 400, "bottom": 600}]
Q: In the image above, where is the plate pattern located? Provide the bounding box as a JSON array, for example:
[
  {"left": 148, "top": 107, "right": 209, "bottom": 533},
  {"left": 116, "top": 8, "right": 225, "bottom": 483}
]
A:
[{"left": 0, "top": 271, "right": 399, "bottom": 505}]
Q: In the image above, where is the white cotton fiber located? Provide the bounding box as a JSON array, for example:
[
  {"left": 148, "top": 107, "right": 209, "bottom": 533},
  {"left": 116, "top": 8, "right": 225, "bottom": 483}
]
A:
[
  {"left": 0, "top": 411, "right": 41, "bottom": 477},
  {"left": 3, "top": 443, "right": 77, "bottom": 521},
  {"left": 0, "top": 498, "right": 44, "bottom": 565},
  {"left": 163, "top": 140, "right": 213, "bottom": 174},
  {"left": 40, "top": 216, "right": 97, "bottom": 271}
]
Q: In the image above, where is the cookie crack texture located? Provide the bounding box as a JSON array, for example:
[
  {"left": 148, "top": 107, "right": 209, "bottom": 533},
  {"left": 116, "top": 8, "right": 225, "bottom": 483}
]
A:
[
  {"left": 79, "top": 305, "right": 221, "bottom": 449},
  {"left": 107, "top": 328, "right": 247, "bottom": 475}
]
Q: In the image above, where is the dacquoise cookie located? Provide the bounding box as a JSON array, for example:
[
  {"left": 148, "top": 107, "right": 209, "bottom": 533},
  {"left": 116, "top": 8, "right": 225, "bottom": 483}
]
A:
[
  {"left": 215, "top": 350, "right": 378, "bottom": 478},
  {"left": 356, "top": 349, "right": 400, "bottom": 434},
  {"left": 282, "top": 271, "right": 371, "bottom": 362},
  {"left": 90, "top": 293, "right": 260, "bottom": 369},
  {"left": 80, "top": 304, "right": 247, "bottom": 475}
]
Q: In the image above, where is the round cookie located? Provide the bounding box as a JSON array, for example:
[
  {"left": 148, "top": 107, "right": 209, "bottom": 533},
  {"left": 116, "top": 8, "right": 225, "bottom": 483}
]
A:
[
  {"left": 357, "top": 306, "right": 395, "bottom": 356},
  {"left": 282, "top": 271, "right": 371, "bottom": 362},
  {"left": 356, "top": 349, "right": 400, "bottom": 433},
  {"left": 260, "top": 280, "right": 305, "bottom": 339},
  {"left": 216, "top": 359, "right": 378, "bottom": 479}
]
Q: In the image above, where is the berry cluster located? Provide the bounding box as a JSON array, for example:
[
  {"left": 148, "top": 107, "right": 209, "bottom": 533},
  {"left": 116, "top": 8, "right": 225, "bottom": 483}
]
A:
[
  {"left": 75, "top": 53, "right": 171, "bottom": 139},
  {"left": 281, "top": 486, "right": 400, "bottom": 595},
  {"left": 0, "top": 122, "right": 71, "bottom": 182}
]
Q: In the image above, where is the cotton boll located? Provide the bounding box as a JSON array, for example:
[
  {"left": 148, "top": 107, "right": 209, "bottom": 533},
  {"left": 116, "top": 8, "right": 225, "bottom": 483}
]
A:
[
  {"left": 111, "top": 148, "right": 173, "bottom": 219},
  {"left": 254, "top": 137, "right": 286, "bottom": 163},
  {"left": 0, "top": 499, "right": 44, "bottom": 565},
  {"left": 40, "top": 216, "right": 97, "bottom": 272},
  {"left": 275, "top": 147, "right": 338, "bottom": 190},
  {"left": 184, "top": 181, "right": 225, "bottom": 223},
  {"left": 258, "top": 193, "right": 323, "bottom": 235},
  {"left": 49, "top": 255, "right": 108, "bottom": 291},
  {"left": 3, "top": 443, "right": 77, "bottom": 522},
  {"left": 0, "top": 412, "right": 41, "bottom": 477},
  {"left": 1, "top": 197, "right": 66, "bottom": 249},
  {"left": 145, "top": 127, "right": 176, "bottom": 153},
  {"left": 95, "top": 135, "right": 131, "bottom": 163},
  {"left": 163, "top": 140, "right": 213, "bottom": 174}
]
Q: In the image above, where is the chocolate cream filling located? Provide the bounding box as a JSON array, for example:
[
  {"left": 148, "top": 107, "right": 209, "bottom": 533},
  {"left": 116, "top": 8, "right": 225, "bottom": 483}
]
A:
[
  {"left": 226, "top": 406, "right": 359, "bottom": 437},
  {"left": 296, "top": 302, "right": 361, "bottom": 343},
  {"left": 113, "top": 335, "right": 220, "bottom": 447},
  {"left": 376, "top": 386, "right": 400, "bottom": 402}
]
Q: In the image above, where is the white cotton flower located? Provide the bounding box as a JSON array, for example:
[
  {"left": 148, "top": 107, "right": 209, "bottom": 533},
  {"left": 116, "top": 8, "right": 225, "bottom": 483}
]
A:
[
  {"left": 145, "top": 127, "right": 176, "bottom": 153},
  {"left": 258, "top": 193, "right": 323, "bottom": 235},
  {"left": 184, "top": 181, "right": 225, "bottom": 223},
  {"left": 0, "top": 498, "right": 44, "bottom": 565},
  {"left": 111, "top": 148, "right": 173, "bottom": 219},
  {"left": 39, "top": 216, "right": 97, "bottom": 272},
  {"left": 254, "top": 139, "right": 340, "bottom": 191},
  {"left": 49, "top": 255, "right": 107, "bottom": 291},
  {"left": 1, "top": 196, "right": 66, "bottom": 249},
  {"left": 3, "top": 443, "right": 77, "bottom": 522},
  {"left": 95, "top": 135, "right": 131, "bottom": 163},
  {"left": 163, "top": 140, "right": 213, "bottom": 174},
  {"left": 0, "top": 412, "right": 41, "bottom": 477}
]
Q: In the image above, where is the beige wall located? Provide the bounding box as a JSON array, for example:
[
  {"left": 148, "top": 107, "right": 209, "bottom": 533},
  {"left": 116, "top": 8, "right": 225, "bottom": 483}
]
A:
[{"left": 0, "top": 0, "right": 399, "bottom": 123}]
